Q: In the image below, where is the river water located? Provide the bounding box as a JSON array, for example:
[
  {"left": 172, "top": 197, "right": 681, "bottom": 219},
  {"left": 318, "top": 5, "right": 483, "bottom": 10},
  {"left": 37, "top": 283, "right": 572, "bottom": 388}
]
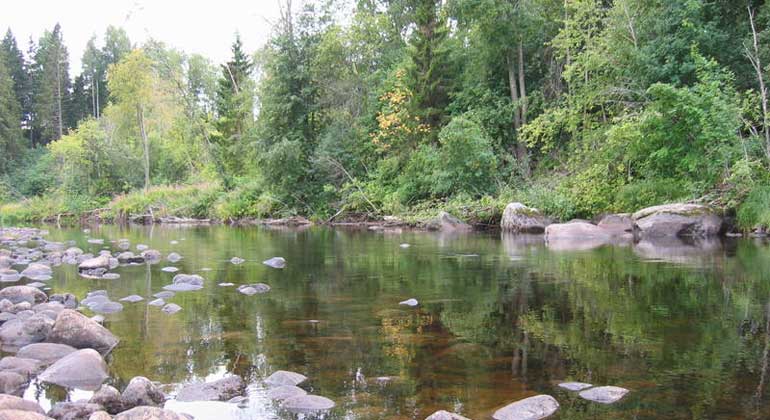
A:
[{"left": 9, "top": 225, "right": 770, "bottom": 419}]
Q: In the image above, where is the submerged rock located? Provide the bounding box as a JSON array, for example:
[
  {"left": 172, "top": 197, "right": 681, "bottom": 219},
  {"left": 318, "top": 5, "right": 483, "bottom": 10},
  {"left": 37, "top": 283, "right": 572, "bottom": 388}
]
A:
[
  {"left": 90, "top": 301, "right": 123, "bottom": 314},
  {"left": 176, "top": 375, "right": 245, "bottom": 402},
  {"left": 148, "top": 299, "right": 165, "bottom": 307},
  {"left": 492, "top": 394, "right": 559, "bottom": 420},
  {"left": 578, "top": 386, "right": 629, "bottom": 404},
  {"left": 161, "top": 304, "right": 182, "bottom": 314},
  {"left": 166, "top": 253, "right": 182, "bottom": 263},
  {"left": 425, "top": 410, "right": 471, "bottom": 420},
  {"left": 161, "top": 267, "right": 179, "bottom": 273},
  {"left": 263, "top": 257, "right": 286, "bottom": 269},
  {"left": 429, "top": 211, "right": 471, "bottom": 232},
  {"left": 230, "top": 257, "right": 245, "bottom": 265},
  {"left": 114, "top": 407, "right": 186, "bottom": 420},
  {"left": 237, "top": 284, "right": 271, "bottom": 295},
  {"left": 162, "top": 283, "right": 202, "bottom": 292},
  {"left": 281, "top": 395, "right": 335, "bottom": 413},
  {"left": 38, "top": 349, "right": 108, "bottom": 390},
  {"left": 558, "top": 382, "right": 593, "bottom": 392},
  {"left": 265, "top": 370, "right": 307, "bottom": 387},
  {"left": 119, "top": 295, "right": 144, "bottom": 303},
  {"left": 153, "top": 291, "right": 174, "bottom": 299},
  {"left": 46, "top": 309, "right": 119, "bottom": 355},
  {"left": 399, "top": 298, "right": 419, "bottom": 307}
]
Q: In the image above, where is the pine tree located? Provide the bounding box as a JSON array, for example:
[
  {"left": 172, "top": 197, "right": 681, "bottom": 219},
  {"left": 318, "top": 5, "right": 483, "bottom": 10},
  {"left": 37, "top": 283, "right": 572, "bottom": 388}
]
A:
[
  {"left": 0, "top": 58, "right": 22, "bottom": 172},
  {"left": 406, "top": 0, "right": 452, "bottom": 134},
  {"left": 32, "top": 23, "right": 71, "bottom": 144},
  {"left": 213, "top": 34, "right": 254, "bottom": 186},
  {"left": 1, "top": 29, "right": 31, "bottom": 141}
]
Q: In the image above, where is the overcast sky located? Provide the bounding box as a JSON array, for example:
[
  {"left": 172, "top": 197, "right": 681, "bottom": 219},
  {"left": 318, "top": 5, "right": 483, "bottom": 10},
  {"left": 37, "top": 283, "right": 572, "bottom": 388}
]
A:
[{"left": 2, "top": 0, "right": 286, "bottom": 74}]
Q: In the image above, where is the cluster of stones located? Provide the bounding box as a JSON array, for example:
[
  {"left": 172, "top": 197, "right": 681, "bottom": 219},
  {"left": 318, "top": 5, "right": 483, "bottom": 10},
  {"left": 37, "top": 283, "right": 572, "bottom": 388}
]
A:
[{"left": 424, "top": 382, "right": 629, "bottom": 420}]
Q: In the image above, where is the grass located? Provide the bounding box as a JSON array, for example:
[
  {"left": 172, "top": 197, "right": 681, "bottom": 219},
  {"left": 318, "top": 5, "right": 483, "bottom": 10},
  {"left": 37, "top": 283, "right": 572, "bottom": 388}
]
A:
[{"left": 106, "top": 183, "right": 222, "bottom": 221}]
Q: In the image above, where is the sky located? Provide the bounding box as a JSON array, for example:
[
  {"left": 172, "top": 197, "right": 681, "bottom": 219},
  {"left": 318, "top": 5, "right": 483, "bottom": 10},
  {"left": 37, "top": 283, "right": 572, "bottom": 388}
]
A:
[{"left": 2, "top": 0, "right": 286, "bottom": 74}]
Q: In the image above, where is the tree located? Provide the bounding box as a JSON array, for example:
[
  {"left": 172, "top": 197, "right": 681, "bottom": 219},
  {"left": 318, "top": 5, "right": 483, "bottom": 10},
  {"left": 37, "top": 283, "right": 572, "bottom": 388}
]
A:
[
  {"left": 31, "top": 23, "right": 71, "bottom": 144},
  {"left": 213, "top": 34, "right": 254, "bottom": 187},
  {"left": 0, "top": 57, "right": 22, "bottom": 173},
  {"left": 1, "top": 29, "right": 31, "bottom": 138},
  {"left": 107, "top": 49, "right": 156, "bottom": 190}
]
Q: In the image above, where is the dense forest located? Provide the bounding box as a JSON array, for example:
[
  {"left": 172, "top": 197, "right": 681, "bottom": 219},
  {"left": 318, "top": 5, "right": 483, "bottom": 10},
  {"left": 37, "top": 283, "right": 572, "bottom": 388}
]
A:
[{"left": 3, "top": 0, "right": 770, "bottom": 228}]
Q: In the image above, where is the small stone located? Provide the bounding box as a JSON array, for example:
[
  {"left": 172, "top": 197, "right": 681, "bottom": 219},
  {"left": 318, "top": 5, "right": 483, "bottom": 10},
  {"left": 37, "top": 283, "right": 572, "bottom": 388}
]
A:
[
  {"left": 166, "top": 253, "right": 182, "bottom": 263},
  {"left": 121, "top": 376, "right": 165, "bottom": 409},
  {"left": 161, "top": 304, "right": 182, "bottom": 314},
  {"left": 425, "top": 410, "right": 471, "bottom": 420},
  {"left": 218, "top": 283, "right": 234, "bottom": 287},
  {"left": 492, "top": 395, "right": 559, "bottom": 420},
  {"left": 119, "top": 295, "right": 144, "bottom": 303},
  {"left": 281, "top": 395, "right": 335, "bottom": 412},
  {"left": 161, "top": 267, "right": 179, "bottom": 273},
  {"left": 265, "top": 370, "right": 307, "bottom": 387},
  {"left": 153, "top": 291, "right": 174, "bottom": 299},
  {"left": 148, "top": 299, "right": 165, "bottom": 307},
  {"left": 263, "top": 257, "right": 286, "bottom": 269},
  {"left": 399, "top": 298, "right": 418, "bottom": 307},
  {"left": 558, "top": 382, "right": 593, "bottom": 392},
  {"left": 230, "top": 257, "right": 245, "bottom": 265},
  {"left": 578, "top": 386, "right": 629, "bottom": 404}
]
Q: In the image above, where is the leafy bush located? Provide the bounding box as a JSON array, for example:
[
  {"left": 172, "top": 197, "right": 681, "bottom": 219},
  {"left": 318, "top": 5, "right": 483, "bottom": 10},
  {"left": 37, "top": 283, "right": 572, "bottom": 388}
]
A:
[
  {"left": 433, "top": 117, "right": 499, "bottom": 197},
  {"left": 737, "top": 186, "right": 770, "bottom": 230},
  {"left": 107, "top": 183, "right": 221, "bottom": 220},
  {"left": 614, "top": 179, "right": 690, "bottom": 213}
]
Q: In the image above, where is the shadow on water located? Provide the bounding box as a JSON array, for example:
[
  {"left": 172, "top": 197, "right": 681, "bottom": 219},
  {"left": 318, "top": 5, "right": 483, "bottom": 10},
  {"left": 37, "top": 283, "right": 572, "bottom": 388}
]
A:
[{"left": 6, "top": 225, "right": 770, "bottom": 419}]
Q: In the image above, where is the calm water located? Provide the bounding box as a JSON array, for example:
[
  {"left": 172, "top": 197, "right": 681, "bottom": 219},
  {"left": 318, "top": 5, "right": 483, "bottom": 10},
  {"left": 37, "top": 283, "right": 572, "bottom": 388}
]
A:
[{"left": 8, "top": 225, "right": 770, "bottom": 419}]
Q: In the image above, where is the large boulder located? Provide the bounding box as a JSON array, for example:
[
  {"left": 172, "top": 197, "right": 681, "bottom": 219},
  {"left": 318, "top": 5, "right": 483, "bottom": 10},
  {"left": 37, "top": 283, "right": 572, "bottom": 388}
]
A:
[
  {"left": 114, "top": 407, "right": 187, "bottom": 420},
  {"left": 546, "top": 221, "right": 613, "bottom": 239},
  {"left": 0, "top": 394, "right": 45, "bottom": 414},
  {"left": 265, "top": 370, "right": 307, "bottom": 387},
  {"left": 48, "top": 402, "right": 103, "bottom": 420},
  {"left": 46, "top": 310, "right": 119, "bottom": 355},
  {"left": 492, "top": 394, "right": 559, "bottom": 420},
  {"left": 501, "top": 203, "right": 549, "bottom": 233},
  {"left": 0, "top": 286, "right": 46, "bottom": 305},
  {"left": 87, "top": 412, "right": 111, "bottom": 420},
  {"left": 0, "top": 410, "right": 53, "bottom": 420},
  {"left": 38, "top": 349, "right": 108, "bottom": 390},
  {"left": 632, "top": 203, "right": 724, "bottom": 238},
  {"left": 16, "top": 343, "right": 77, "bottom": 365},
  {"left": 0, "top": 357, "right": 44, "bottom": 376},
  {"left": 0, "top": 372, "right": 28, "bottom": 396},
  {"left": 120, "top": 377, "right": 165, "bottom": 409},
  {"left": 176, "top": 375, "right": 245, "bottom": 402},
  {"left": 281, "top": 395, "right": 335, "bottom": 413},
  {"left": 429, "top": 211, "right": 471, "bottom": 232}
]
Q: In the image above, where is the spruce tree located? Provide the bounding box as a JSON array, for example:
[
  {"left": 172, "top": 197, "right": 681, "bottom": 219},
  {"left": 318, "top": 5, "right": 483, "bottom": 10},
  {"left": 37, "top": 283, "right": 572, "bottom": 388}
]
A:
[
  {"left": 0, "top": 58, "right": 22, "bottom": 172},
  {"left": 1, "top": 29, "right": 31, "bottom": 141},
  {"left": 31, "top": 23, "right": 71, "bottom": 144}
]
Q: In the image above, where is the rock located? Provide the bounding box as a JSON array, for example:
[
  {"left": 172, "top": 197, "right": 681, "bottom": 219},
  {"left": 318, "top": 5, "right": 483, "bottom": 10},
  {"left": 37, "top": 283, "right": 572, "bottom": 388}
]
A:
[
  {"left": 596, "top": 213, "right": 634, "bottom": 234},
  {"left": 545, "top": 221, "right": 615, "bottom": 239},
  {"left": 20, "top": 313, "right": 54, "bottom": 342},
  {"left": 153, "top": 291, "right": 174, "bottom": 299},
  {"left": 218, "top": 283, "right": 234, "bottom": 287},
  {"left": 20, "top": 264, "right": 52, "bottom": 278},
  {"left": 399, "top": 243, "right": 410, "bottom": 248},
  {"left": 119, "top": 295, "right": 143, "bottom": 303},
  {"left": 48, "top": 402, "right": 103, "bottom": 420},
  {"left": 265, "top": 370, "right": 307, "bottom": 387},
  {"left": 0, "top": 357, "right": 44, "bottom": 376},
  {"left": 140, "top": 250, "right": 161, "bottom": 261},
  {"left": 32, "top": 302, "right": 65, "bottom": 314},
  {"left": 136, "top": 244, "right": 149, "bottom": 252},
  {"left": 501, "top": 202, "right": 550, "bottom": 233},
  {"left": 49, "top": 294, "right": 77, "bottom": 309},
  {"left": 166, "top": 253, "right": 182, "bottom": 263},
  {"left": 89, "top": 385, "right": 123, "bottom": 414},
  {"left": 0, "top": 372, "right": 28, "bottom": 396},
  {"left": 90, "top": 315, "right": 104, "bottom": 324},
  {"left": 0, "top": 300, "right": 11, "bottom": 313},
  {"left": 161, "top": 304, "right": 181, "bottom": 314},
  {"left": 425, "top": 410, "right": 471, "bottom": 420},
  {"left": 46, "top": 310, "right": 119, "bottom": 355},
  {"left": 171, "top": 274, "right": 203, "bottom": 286},
  {"left": 492, "top": 395, "right": 559, "bottom": 420},
  {"left": 0, "top": 286, "right": 47, "bottom": 304},
  {"left": 38, "top": 349, "right": 108, "bottom": 390},
  {"left": 0, "top": 313, "right": 15, "bottom": 324},
  {"left": 0, "top": 409, "right": 53, "bottom": 420},
  {"left": 175, "top": 375, "right": 245, "bottom": 402},
  {"left": 78, "top": 256, "right": 110, "bottom": 272},
  {"left": 162, "top": 283, "right": 202, "bottom": 292},
  {"left": 87, "top": 412, "right": 111, "bottom": 420},
  {"left": 632, "top": 203, "right": 724, "bottom": 238},
  {"left": 161, "top": 267, "right": 178, "bottom": 273},
  {"left": 237, "top": 284, "right": 270, "bottom": 295},
  {"left": 121, "top": 377, "right": 165, "bottom": 409},
  {"left": 0, "top": 318, "right": 42, "bottom": 349},
  {"left": 89, "top": 301, "right": 123, "bottom": 314},
  {"left": 398, "top": 298, "right": 419, "bottom": 307},
  {"left": 87, "top": 239, "right": 104, "bottom": 245},
  {"left": 147, "top": 299, "right": 165, "bottom": 307},
  {"left": 578, "top": 386, "right": 629, "bottom": 404},
  {"left": 558, "top": 382, "right": 593, "bottom": 391},
  {"left": 266, "top": 385, "right": 307, "bottom": 401},
  {"left": 114, "top": 407, "right": 186, "bottom": 420},
  {"left": 0, "top": 394, "right": 45, "bottom": 414},
  {"left": 81, "top": 295, "right": 110, "bottom": 309},
  {"left": 262, "top": 257, "right": 286, "bottom": 269},
  {"left": 281, "top": 395, "right": 335, "bottom": 412},
  {"left": 0, "top": 257, "right": 12, "bottom": 269},
  {"left": 17, "top": 343, "right": 77, "bottom": 365},
  {"left": 230, "top": 257, "right": 245, "bottom": 265},
  {"left": 431, "top": 211, "right": 471, "bottom": 232},
  {"left": 116, "top": 252, "right": 144, "bottom": 264}
]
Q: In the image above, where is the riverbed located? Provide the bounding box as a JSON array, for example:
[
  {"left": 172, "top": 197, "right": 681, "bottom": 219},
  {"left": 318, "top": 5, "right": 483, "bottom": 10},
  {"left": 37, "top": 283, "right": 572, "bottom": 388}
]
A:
[{"left": 6, "top": 225, "right": 770, "bottom": 419}]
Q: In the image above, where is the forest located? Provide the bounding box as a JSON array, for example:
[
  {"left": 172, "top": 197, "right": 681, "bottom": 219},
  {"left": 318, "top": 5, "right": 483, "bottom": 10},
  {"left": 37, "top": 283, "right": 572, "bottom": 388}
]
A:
[{"left": 3, "top": 0, "right": 770, "bottom": 228}]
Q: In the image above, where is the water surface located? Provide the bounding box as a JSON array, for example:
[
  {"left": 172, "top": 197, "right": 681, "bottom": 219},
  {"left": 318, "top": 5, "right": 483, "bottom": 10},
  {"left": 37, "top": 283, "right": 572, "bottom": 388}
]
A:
[{"left": 10, "top": 225, "right": 770, "bottom": 419}]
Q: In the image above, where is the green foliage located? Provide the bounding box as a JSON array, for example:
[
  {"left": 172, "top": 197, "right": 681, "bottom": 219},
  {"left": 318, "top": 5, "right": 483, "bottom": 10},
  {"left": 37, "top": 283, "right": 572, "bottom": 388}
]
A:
[
  {"left": 737, "top": 186, "right": 770, "bottom": 230},
  {"left": 107, "top": 183, "right": 221, "bottom": 220}
]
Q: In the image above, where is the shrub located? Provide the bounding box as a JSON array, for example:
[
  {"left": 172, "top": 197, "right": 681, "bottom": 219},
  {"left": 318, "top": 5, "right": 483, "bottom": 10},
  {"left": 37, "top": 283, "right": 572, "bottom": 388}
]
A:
[{"left": 737, "top": 186, "right": 770, "bottom": 230}]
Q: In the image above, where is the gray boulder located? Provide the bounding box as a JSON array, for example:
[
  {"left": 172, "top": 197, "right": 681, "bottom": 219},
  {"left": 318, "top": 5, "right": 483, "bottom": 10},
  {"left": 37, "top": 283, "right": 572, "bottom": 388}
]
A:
[
  {"left": 0, "top": 409, "right": 53, "bottom": 420},
  {"left": 38, "top": 349, "right": 108, "bottom": 390},
  {"left": 266, "top": 385, "right": 307, "bottom": 401},
  {"left": 0, "top": 372, "right": 28, "bottom": 396},
  {"left": 78, "top": 256, "right": 110, "bottom": 272},
  {"left": 578, "top": 386, "right": 629, "bottom": 404},
  {"left": 492, "top": 394, "right": 559, "bottom": 420},
  {"left": 632, "top": 203, "right": 724, "bottom": 238},
  {"left": 45, "top": 310, "right": 119, "bottom": 355},
  {"left": 161, "top": 304, "right": 181, "bottom": 314},
  {"left": 430, "top": 211, "right": 471, "bottom": 232},
  {"left": 501, "top": 203, "right": 549, "bottom": 233},
  {"left": 175, "top": 375, "right": 245, "bottom": 402},
  {"left": 89, "top": 385, "right": 123, "bottom": 414},
  {"left": 120, "top": 377, "right": 165, "bottom": 409},
  {"left": 425, "top": 410, "right": 471, "bottom": 420},
  {"left": 558, "top": 382, "right": 593, "bottom": 392},
  {"left": 48, "top": 402, "right": 103, "bottom": 420},
  {"left": 262, "top": 257, "right": 286, "bottom": 269},
  {"left": 0, "top": 286, "right": 46, "bottom": 305},
  {"left": 87, "top": 412, "right": 111, "bottom": 420},
  {"left": 114, "top": 407, "right": 186, "bottom": 420},
  {"left": 265, "top": 370, "right": 307, "bottom": 387},
  {"left": 16, "top": 343, "right": 77, "bottom": 365},
  {"left": 281, "top": 395, "right": 335, "bottom": 413},
  {"left": 49, "top": 294, "right": 77, "bottom": 309},
  {"left": 0, "top": 357, "right": 43, "bottom": 376},
  {"left": 119, "top": 295, "right": 143, "bottom": 303},
  {"left": 0, "top": 394, "right": 45, "bottom": 414}
]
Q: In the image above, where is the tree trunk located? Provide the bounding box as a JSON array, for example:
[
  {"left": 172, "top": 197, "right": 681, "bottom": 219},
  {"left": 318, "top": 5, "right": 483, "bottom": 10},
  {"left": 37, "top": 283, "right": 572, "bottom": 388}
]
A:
[
  {"left": 55, "top": 50, "right": 63, "bottom": 139},
  {"left": 518, "top": 39, "right": 527, "bottom": 125},
  {"left": 138, "top": 104, "right": 150, "bottom": 190},
  {"left": 747, "top": 6, "right": 770, "bottom": 161},
  {"left": 508, "top": 48, "right": 529, "bottom": 176}
]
